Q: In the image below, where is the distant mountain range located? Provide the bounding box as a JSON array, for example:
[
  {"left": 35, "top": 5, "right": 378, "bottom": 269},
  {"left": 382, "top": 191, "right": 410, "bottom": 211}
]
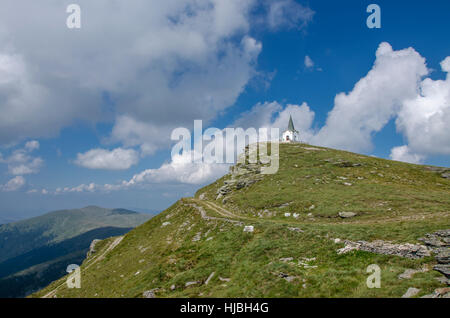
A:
[{"left": 0, "top": 206, "right": 152, "bottom": 297}]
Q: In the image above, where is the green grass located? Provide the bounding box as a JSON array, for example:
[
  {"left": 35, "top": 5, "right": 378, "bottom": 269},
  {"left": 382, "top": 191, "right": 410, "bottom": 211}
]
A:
[{"left": 33, "top": 143, "right": 450, "bottom": 298}]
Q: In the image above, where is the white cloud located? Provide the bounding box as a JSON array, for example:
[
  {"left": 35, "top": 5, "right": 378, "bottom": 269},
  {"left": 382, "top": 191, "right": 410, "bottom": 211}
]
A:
[
  {"left": 0, "top": 140, "right": 43, "bottom": 175},
  {"left": 395, "top": 56, "right": 450, "bottom": 157},
  {"left": 24, "top": 140, "right": 39, "bottom": 151},
  {"left": 266, "top": 0, "right": 315, "bottom": 30},
  {"left": 0, "top": 0, "right": 317, "bottom": 159},
  {"left": 74, "top": 148, "right": 139, "bottom": 170},
  {"left": 311, "top": 42, "right": 428, "bottom": 153},
  {"left": 124, "top": 151, "right": 229, "bottom": 186},
  {"left": 9, "top": 157, "right": 43, "bottom": 175},
  {"left": 1, "top": 176, "right": 25, "bottom": 192},
  {"left": 389, "top": 145, "right": 425, "bottom": 164},
  {"left": 0, "top": 0, "right": 315, "bottom": 154},
  {"left": 56, "top": 150, "right": 229, "bottom": 194},
  {"left": 0, "top": 1, "right": 258, "bottom": 146},
  {"left": 66, "top": 183, "right": 97, "bottom": 193},
  {"left": 0, "top": 51, "right": 88, "bottom": 143},
  {"left": 304, "top": 55, "right": 314, "bottom": 68},
  {"left": 110, "top": 115, "right": 172, "bottom": 156}
]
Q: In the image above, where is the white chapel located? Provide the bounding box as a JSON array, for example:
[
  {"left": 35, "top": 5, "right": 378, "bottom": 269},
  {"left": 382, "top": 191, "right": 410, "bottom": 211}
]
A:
[{"left": 281, "top": 115, "right": 299, "bottom": 142}]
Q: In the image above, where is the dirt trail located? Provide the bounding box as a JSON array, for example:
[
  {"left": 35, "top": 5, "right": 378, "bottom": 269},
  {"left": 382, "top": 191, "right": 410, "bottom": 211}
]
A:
[
  {"left": 185, "top": 200, "right": 243, "bottom": 225},
  {"left": 191, "top": 198, "right": 448, "bottom": 228},
  {"left": 41, "top": 236, "right": 123, "bottom": 298},
  {"left": 201, "top": 200, "right": 246, "bottom": 220}
]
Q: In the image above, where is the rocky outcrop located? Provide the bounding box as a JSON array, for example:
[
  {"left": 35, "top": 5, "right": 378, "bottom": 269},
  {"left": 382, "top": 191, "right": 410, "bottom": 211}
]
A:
[
  {"left": 216, "top": 162, "right": 264, "bottom": 200},
  {"left": 418, "top": 230, "right": 450, "bottom": 248},
  {"left": 434, "top": 264, "right": 450, "bottom": 278},
  {"left": 87, "top": 239, "right": 102, "bottom": 257},
  {"left": 418, "top": 230, "right": 450, "bottom": 284},
  {"left": 435, "top": 248, "right": 450, "bottom": 264},
  {"left": 424, "top": 166, "right": 450, "bottom": 179},
  {"left": 337, "top": 240, "right": 430, "bottom": 259}
]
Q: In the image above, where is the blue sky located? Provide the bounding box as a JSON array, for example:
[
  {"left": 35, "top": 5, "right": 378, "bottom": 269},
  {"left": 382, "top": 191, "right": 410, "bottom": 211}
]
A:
[{"left": 0, "top": 0, "right": 449, "bottom": 222}]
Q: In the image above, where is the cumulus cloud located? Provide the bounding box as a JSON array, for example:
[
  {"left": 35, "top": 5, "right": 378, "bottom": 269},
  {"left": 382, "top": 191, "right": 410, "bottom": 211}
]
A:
[
  {"left": 311, "top": 42, "right": 429, "bottom": 153},
  {"left": 74, "top": 148, "right": 139, "bottom": 170},
  {"left": 109, "top": 115, "right": 173, "bottom": 156},
  {"left": 395, "top": 56, "right": 450, "bottom": 157},
  {"left": 0, "top": 0, "right": 315, "bottom": 156},
  {"left": 0, "top": 140, "right": 43, "bottom": 175},
  {"left": 389, "top": 145, "right": 425, "bottom": 164},
  {"left": 56, "top": 150, "right": 229, "bottom": 194},
  {"left": 58, "top": 183, "right": 98, "bottom": 194},
  {"left": 124, "top": 151, "right": 229, "bottom": 185},
  {"left": 0, "top": 50, "right": 97, "bottom": 144},
  {"left": 1, "top": 176, "right": 25, "bottom": 192},
  {"left": 0, "top": 1, "right": 254, "bottom": 146},
  {"left": 8, "top": 157, "right": 43, "bottom": 175}
]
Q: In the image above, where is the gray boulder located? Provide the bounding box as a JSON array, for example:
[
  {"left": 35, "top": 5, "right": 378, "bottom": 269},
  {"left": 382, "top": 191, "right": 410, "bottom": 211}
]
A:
[
  {"left": 402, "top": 287, "right": 420, "bottom": 298},
  {"left": 338, "top": 212, "right": 357, "bottom": 218}
]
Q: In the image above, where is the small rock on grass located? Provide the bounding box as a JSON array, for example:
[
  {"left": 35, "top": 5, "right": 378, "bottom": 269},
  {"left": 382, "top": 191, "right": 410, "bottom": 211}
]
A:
[
  {"left": 402, "top": 287, "right": 420, "bottom": 298},
  {"left": 143, "top": 288, "right": 159, "bottom": 298},
  {"left": 185, "top": 281, "right": 200, "bottom": 287},
  {"left": 338, "top": 212, "right": 357, "bottom": 218},
  {"left": 398, "top": 266, "right": 428, "bottom": 279},
  {"left": 205, "top": 272, "right": 215, "bottom": 285},
  {"left": 288, "top": 227, "right": 303, "bottom": 233}
]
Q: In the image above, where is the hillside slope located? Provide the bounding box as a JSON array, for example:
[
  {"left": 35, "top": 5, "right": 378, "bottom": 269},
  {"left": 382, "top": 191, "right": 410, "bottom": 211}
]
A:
[
  {"left": 0, "top": 207, "right": 152, "bottom": 297},
  {"left": 34, "top": 144, "right": 450, "bottom": 298}
]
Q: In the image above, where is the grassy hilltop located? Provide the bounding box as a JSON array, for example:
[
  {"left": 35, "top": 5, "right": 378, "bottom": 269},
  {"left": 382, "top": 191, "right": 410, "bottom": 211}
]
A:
[{"left": 33, "top": 143, "right": 450, "bottom": 298}]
